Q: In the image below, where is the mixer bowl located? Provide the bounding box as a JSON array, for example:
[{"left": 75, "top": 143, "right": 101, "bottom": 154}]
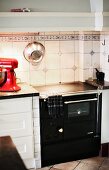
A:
[{"left": 0, "top": 71, "right": 7, "bottom": 87}]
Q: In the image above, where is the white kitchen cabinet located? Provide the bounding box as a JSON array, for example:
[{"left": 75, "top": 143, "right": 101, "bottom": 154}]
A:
[
  {"left": 101, "top": 89, "right": 109, "bottom": 144},
  {"left": 0, "top": 96, "right": 35, "bottom": 169}
]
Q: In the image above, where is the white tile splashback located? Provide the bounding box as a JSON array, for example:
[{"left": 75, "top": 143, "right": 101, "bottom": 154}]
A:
[
  {"left": 61, "top": 69, "right": 75, "bottom": 83},
  {"left": 30, "top": 70, "right": 46, "bottom": 86},
  {"left": 46, "top": 69, "right": 60, "bottom": 85},
  {"left": 60, "top": 41, "right": 75, "bottom": 53},
  {"left": 0, "top": 31, "right": 107, "bottom": 85},
  {"left": 60, "top": 53, "right": 74, "bottom": 69},
  {"left": 83, "top": 41, "right": 93, "bottom": 54},
  {"left": 45, "top": 53, "right": 60, "bottom": 69},
  {"left": 45, "top": 41, "right": 59, "bottom": 54}
]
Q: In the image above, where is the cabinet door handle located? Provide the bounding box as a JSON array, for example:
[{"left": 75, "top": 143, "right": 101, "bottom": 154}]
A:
[{"left": 87, "top": 131, "right": 94, "bottom": 135}]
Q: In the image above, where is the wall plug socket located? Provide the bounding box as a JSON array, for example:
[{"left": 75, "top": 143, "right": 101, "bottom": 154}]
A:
[{"left": 108, "top": 55, "right": 109, "bottom": 62}]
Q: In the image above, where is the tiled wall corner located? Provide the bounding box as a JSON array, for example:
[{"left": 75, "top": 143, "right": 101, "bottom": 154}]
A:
[
  {"left": 100, "top": 32, "right": 109, "bottom": 81},
  {"left": 78, "top": 33, "right": 100, "bottom": 81},
  {"left": 32, "top": 96, "right": 41, "bottom": 169}
]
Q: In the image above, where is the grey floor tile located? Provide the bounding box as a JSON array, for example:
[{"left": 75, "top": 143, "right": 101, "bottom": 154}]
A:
[
  {"left": 81, "top": 156, "right": 105, "bottom": 166},
  {"left": 32, "top": 157, "right": 109, "bottom": 170},
  {"left": 53, "top": 161, "right": 80, "bottom": 170},
  {"left": 99, "top": 166, "right": 109, "bottom": 170},
  {"left": 37, "top": 167, "right": 52, "bottom": 170},
  {"left": 49, "top": 168, "right": 61, "bottom": 170},
  {"left": 74, "top": 162, "right": 99, "bottom": 170},
  {"left": 101, "top": 158, "right": 109, "bottom": 167}
]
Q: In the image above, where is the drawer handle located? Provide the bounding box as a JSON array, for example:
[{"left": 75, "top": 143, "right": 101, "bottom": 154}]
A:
[
  {"left": 87, "top": 131, "right": 94, "bottom": 135},
  {"left": 58, "top": 128, "right": 63, "bottom": 133}
]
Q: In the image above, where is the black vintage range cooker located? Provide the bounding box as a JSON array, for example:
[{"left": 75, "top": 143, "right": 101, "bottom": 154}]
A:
[{"left": 35, "top": 82, "right": 102, "bottom": 167}]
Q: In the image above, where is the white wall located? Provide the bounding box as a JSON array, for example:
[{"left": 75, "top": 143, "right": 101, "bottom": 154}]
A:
[{"left": 0, "top": 0, "right": 91, "bottom": 12}]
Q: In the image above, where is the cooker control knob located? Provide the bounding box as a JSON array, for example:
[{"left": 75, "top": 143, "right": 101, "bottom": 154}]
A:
[{"left": 58, "top": 128, "right": 63, "bottom": 133}]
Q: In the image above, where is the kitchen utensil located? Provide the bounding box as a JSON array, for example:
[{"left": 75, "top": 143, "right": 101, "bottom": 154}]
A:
[
  {"left": 95, "top": 68, "right": 105, "bottom": 82},
  {"left": 23, "top": 41, "right": 45, "bottom": 65},
  {"left": 0, "top": 58, "right": 21, "bottom": 92}
]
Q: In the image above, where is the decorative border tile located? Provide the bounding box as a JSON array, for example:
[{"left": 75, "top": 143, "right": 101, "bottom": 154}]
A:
[
  {"left": 0, "top": 33, "right": 100, "bottom": 42},
  {"left": 84, "top": 34, "right": 100, "bottom": 41}
]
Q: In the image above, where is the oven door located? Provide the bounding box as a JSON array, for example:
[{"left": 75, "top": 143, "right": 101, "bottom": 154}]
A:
[
  {"left": 40, "top": 119, "right": 64, "bottom": 144},
  {"left": 63, "top": 93, "right": 98, "bottom": 139}
]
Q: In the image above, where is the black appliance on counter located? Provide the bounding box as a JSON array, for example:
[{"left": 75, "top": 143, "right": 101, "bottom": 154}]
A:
[{"left": 40, "top": 91, "right": 101, "bottom": 167}]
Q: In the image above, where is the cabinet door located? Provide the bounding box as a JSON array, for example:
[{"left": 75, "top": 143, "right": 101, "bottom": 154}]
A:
[
  {"left": 0, "top": 112, "right": 33, "bottom": 137},
  {"left": 13, "top": 136, "right": 34, "bottom": 159}
]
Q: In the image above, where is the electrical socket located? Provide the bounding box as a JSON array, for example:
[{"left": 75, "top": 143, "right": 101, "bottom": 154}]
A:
[{"left": 108, "top": 55, "right": 109, "bottom": 62}]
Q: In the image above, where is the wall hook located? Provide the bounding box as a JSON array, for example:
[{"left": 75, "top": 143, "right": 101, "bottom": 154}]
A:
[{"left": 102, "top": 39, "right": 105, "bottom": 46}]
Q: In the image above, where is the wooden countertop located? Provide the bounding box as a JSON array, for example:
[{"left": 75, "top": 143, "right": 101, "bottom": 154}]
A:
[
  {"left": 0, "top": 136, "right": 27, "bottom": 170},
  {"left": 0, "top": 82, "right": 39, "bottom": 99}
]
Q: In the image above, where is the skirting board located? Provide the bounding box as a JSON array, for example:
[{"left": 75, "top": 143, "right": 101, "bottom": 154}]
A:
[{"left": 100, "top": 143, "right": 109, "bottom": 157}]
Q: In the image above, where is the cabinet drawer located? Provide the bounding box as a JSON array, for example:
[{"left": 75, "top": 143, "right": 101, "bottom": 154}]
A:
[
  {"left": 13, "top": 136, "right": 34, "bottom": 159},
  {"left": 0, "top": 112, "right": 33, "bottom": 137},
  {"left": 0, "top": 97, "right": 32, "bottom": 115}
]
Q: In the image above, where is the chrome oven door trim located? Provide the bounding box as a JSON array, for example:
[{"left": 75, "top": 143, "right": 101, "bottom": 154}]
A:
[{"left": 64, "top": 98, "right": 97, "bottom": 104}]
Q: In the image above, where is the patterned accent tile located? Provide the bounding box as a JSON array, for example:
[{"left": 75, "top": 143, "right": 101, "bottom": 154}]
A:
[
  {"left": 79, "top": 35, "right": 84, "bottom": 40},
  {"left": 72, "top": 65, "right": 77, "bottom": 71},
  {"left": 84, "top": 34, "right": 100, "bottom": 41},
  {"left": 43, "top": 67, "right": 48, "bottom": 73},
  {"left": 58, "top": 51, "right": 62, "bottom": 56},
  {"left": 90, "top": 50, "right": 95, "bottom": 56},
  {"left": 92, "top": 34, "right": 100, "bottom": 41}
]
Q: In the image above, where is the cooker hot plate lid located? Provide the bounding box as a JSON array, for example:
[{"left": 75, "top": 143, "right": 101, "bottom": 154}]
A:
[{"left": 34, "top": 82, "right": 97, "bottom": 98}]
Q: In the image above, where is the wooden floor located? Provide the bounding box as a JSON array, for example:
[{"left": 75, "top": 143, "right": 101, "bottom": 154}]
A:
[{"left": 35, "top": 157, "right": 109, "bottom": 170}]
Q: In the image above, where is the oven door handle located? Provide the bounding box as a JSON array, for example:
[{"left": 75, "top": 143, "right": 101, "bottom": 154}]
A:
[{"left": 64, "top": 98, "right": 97, "bottom": 104}]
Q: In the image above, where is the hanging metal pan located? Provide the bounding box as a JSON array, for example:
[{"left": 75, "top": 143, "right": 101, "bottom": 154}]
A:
[{"left": 23, "top": 41, "right": 45, "bottom": 64}]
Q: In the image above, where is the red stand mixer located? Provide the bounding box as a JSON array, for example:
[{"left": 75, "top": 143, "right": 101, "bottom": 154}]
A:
[{"left": 0, "top": 58, "right": 21, "bottom": 92}]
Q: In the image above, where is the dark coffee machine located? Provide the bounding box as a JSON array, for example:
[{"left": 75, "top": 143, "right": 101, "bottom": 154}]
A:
[{"left": 95, "top": 68, "right": 105, "bottom": 83}]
